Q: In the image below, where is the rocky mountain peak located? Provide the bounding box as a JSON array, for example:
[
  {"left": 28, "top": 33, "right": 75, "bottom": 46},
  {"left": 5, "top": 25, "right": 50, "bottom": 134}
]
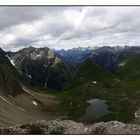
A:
[
  {"left": 7, "top": 46, "right": 73, "bottom": 90},
  {"left": 17, "top": 46, "right": 55, "bottom": 61}
]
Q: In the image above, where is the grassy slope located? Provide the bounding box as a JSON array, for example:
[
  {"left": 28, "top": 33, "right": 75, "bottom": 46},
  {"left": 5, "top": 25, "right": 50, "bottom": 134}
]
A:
[
  {"left": 46, "top": 59, "right": 135, "bottom": 122},
  {"left": 116, "top": 54, "right": 140, "bottom": 90},
  {"left": 116, "top": 55, "right": 140, "bottom": 113}
]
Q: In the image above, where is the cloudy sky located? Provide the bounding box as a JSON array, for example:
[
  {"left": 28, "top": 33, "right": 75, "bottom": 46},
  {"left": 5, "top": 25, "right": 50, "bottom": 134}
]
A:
[{"left": 1, "top": 6, "right": 140, "bottom": 51}]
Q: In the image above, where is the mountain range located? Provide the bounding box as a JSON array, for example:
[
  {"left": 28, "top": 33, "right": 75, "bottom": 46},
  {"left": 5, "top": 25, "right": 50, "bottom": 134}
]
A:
[
  {"left": 55, "top": 46, "right": 140, "bottom": 70},
  {"left": 0, "top": 45, "right": 140, "bottom": 127}
]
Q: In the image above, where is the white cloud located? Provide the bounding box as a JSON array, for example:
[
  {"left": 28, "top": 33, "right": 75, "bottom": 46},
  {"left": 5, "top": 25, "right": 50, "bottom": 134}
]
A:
[{"left": 1, "top": 6, "right": 140, "bottom": 51}]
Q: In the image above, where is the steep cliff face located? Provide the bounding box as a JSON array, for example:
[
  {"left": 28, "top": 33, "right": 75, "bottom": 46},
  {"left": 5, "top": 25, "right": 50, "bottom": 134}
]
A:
[
  {"left": 0, "top": 48, "right": 22, "bottom": 96},
  {"left": 8, "top": 47, "right": 74, "bottom": 90}
]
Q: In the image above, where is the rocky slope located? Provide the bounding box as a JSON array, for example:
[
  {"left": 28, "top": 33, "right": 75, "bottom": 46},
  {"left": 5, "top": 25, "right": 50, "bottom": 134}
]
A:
[
  {"left": 48, "top": 58, "right": 130, "bottom": 122},
  {"left": 1, "top": 119, "right": 140, "bottom": 135},
  {"left": 0, "top": 48, "right": 60, "bottom": 126}
]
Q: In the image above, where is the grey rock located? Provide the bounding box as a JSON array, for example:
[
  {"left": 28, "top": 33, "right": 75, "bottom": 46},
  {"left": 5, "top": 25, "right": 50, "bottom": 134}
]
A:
[{"left": 1, "top": 119, "right": 140, "bottom": 135}]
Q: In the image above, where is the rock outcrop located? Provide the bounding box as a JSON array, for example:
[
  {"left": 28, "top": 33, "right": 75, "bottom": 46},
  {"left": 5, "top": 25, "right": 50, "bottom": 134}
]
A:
[{"left": 1, "top": 119, "right": 140, "bottom": 135}]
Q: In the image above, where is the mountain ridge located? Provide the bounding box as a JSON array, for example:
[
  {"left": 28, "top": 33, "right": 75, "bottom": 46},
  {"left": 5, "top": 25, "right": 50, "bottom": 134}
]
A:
[
  {"left": 55, "top": 46, "right": 140, "bottom": 70},
  {"left": 7, "top": 46, "right": 74, "bottom": 90}
]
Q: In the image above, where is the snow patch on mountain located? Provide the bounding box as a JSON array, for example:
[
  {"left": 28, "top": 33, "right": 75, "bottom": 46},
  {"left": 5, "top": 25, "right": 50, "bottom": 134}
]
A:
[
  {"left": 6, "top": 55, "right": 15, "bottom": 67},
  {"left": 32, "top": 101, "right": 38, "bottom": 106},
  {"left": 92, "top": 81, "right": 97, "bottom": 84},
  {"left": 118, "top": 62, "right": 126, "bottom": 67}
]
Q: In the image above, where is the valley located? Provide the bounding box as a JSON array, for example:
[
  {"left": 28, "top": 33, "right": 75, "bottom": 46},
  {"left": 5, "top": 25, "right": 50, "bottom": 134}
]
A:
[
  {"left": 50, "top": 46, "right": 140, "bottom": 124},
  {"left": 0, "top": 46, "right": 140, "bottom": 127}
]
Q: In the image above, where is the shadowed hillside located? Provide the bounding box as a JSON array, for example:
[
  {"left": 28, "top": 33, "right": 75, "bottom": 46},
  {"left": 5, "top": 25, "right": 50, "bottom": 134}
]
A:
[{"left": 0, "top": 48, "right": 22, "bottom": 96}]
